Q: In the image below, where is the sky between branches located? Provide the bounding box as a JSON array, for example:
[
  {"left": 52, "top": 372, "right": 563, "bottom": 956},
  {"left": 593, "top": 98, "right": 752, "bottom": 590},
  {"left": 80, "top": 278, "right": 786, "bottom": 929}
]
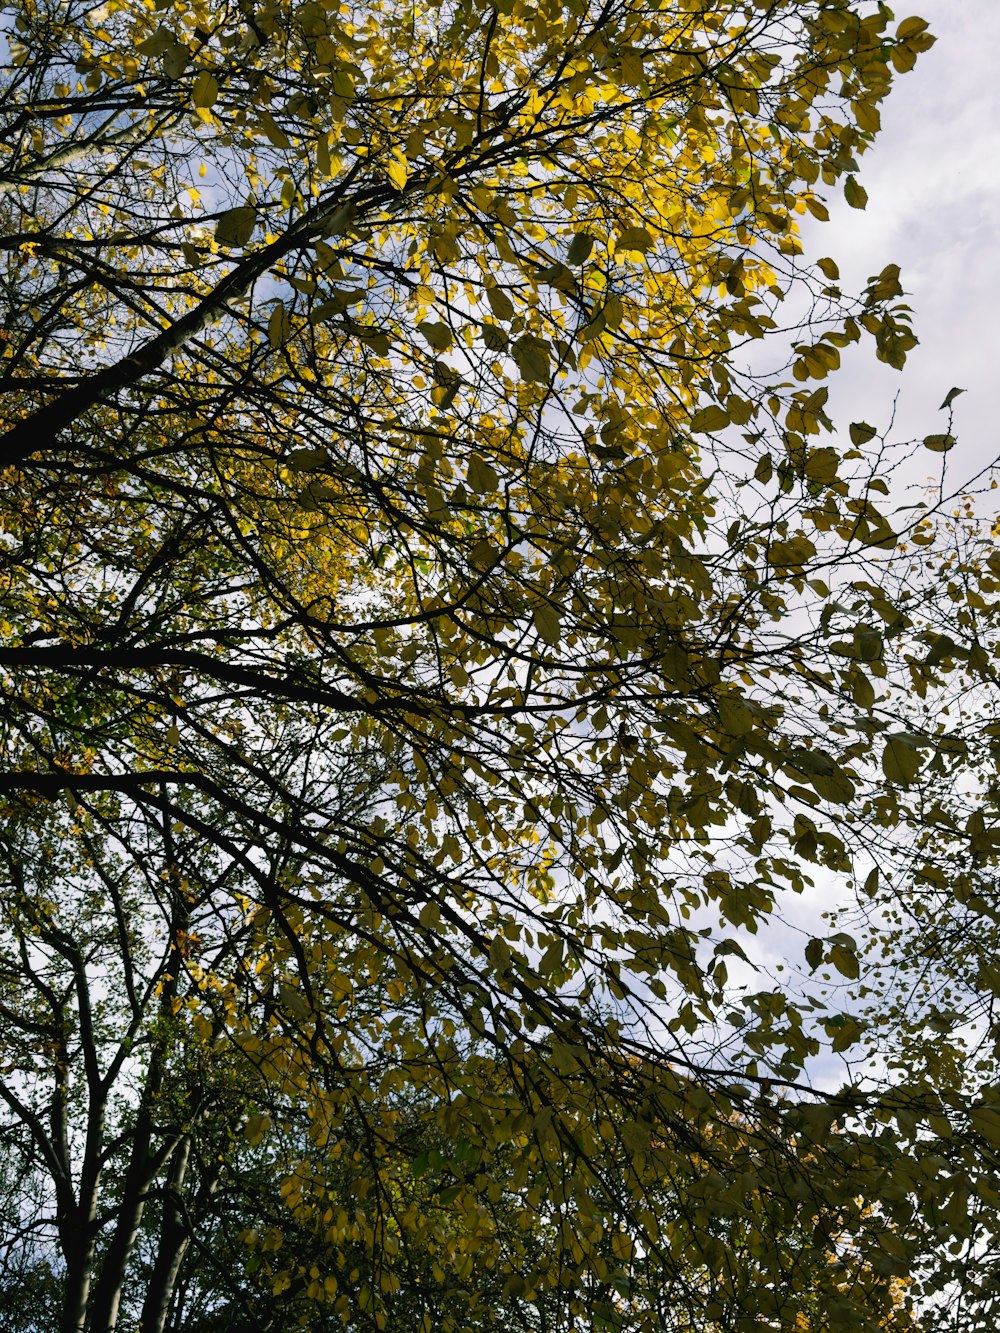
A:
[
  {"left": 722, "top": 5, "right": 1000, "bottom": 1081},
  {"left": 818, "top": 0, "right": 1000, "bottom": 498}
]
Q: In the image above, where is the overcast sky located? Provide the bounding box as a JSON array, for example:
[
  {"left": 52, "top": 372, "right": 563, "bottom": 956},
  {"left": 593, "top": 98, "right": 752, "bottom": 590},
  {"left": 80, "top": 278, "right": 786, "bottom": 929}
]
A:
[
  {"left": 733, "top": 6, "right": 1000, "bottom": 1084},
  {"left": 818, "top": 1, "right": 1000, "bottom": 502}
]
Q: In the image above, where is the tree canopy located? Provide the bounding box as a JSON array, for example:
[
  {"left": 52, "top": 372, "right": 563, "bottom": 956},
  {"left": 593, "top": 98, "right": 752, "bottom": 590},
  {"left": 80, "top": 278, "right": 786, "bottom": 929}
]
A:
[{"left": 2, "top": 0, "right": 999, "bottom": 1330}]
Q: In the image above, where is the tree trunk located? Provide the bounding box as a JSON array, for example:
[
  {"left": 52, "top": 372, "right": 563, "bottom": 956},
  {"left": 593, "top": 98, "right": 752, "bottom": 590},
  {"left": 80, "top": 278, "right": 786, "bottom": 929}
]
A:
[{"left": 138, "top": 1134, "right": 197, "bottom": 1333}]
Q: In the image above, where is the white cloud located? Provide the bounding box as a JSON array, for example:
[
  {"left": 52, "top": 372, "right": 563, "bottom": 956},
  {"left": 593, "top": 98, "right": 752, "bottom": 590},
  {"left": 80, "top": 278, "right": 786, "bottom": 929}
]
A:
[{"left": 811, "top": 1, "right": 1000, "bottom": 492}]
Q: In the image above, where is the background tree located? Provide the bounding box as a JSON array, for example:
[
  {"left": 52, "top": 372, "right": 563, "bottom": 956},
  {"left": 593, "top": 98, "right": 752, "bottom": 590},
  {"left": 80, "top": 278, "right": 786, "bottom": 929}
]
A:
[
  {"left": 0, "top": 789, "right": 922, "bottom": 1332},
  {"left": 0, "top": 0, "right": 987, "bottom": 1328},
  {"left": 806, "top": 496, "right": 1000, "bottom": 1332}
]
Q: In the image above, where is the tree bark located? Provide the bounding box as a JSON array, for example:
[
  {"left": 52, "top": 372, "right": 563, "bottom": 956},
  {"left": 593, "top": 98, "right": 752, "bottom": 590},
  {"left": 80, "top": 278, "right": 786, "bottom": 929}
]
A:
[{"left": 138, "top": 1134, "right": 196, "bottom": 1333}]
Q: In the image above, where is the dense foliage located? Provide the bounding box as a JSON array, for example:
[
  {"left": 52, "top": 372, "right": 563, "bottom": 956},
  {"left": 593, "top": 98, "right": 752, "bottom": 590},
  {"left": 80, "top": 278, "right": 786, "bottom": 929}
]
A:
[{"left": 1, "top": 0, "right": 998, "bottom": 1329}]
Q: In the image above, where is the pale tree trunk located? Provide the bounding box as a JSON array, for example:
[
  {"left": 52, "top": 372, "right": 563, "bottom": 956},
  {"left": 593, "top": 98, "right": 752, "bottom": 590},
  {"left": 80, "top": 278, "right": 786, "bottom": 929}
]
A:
[
  {"left": 139, "top": 1137, "right": 225, "bottom": 1333},
  {"left": 88, "top": 799, "right": 190, "bottom": 1333}
]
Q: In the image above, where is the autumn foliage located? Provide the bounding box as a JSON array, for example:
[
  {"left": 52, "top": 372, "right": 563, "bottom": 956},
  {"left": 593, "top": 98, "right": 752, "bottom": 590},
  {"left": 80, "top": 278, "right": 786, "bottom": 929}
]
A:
[{"left": 1, "top": 1, "right": 997, "bottom": 1330}]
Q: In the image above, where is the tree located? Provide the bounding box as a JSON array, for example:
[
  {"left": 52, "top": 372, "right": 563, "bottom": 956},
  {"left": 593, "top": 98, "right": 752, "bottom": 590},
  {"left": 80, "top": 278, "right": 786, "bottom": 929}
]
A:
[
  {"left": 0, "top": 807, "right": 920, "bottom": 1333},
  {"left": 813, "top": 499, "right": 1000, "bottom": 1332},
  {"left": 0, "top": 0, "right": 984, "bottom": 1328}
]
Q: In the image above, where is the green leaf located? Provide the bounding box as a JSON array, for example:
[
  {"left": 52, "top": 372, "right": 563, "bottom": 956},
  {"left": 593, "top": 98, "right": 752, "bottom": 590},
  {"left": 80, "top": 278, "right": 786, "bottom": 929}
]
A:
[
  {"left": 882, "top": 734, "right": 923, "bottom": 785},
  {"left": 489, "top": 935, "right": 511, "bottom": 970},
  {"left": 896, "top": 16, "right": 930, "bottom": 39},
  {"left": 767, "top": 536, "right": 816, "bottom": 568},
  {"left": 192, "top": 70, "right": 219, "bottom": 108},
  {"left": 858, "top": 629, "right": 882, "bottom": 662},
  {"left": 418, "top": 320, "right": 453, "bottom": 352},
  {"left": 970, "top": 1105, "right": 1000, "bottom": 1145},
  {"left": 617, "top": 226, "right": 653, "bottom": 253},
  {"left": 851, "top": 671, "right": 875, "bottom": 711},
  {"left": 245, "top": 1114, "right": 271, "bottom": 1146},
  {"left": 512, "top": 335, "right": 551, "bottom": 383},
  {"left": 566, "top": 232, "right": 594, "bottom": 265},
  {"left": 258, "top": 110, "right": 291, "bottom": 149},
  {"left": 284, "top": 448, "right": 329, "bottom": 471},
  {"left": 718, "top": 695, "right": 753, "bottom": 736},
  {"left": 579, "top": 308, "right": 607, "bottom": 342},
  {"left": 485, "top": 285, "right": 514, "bottom": 321},
  {"left": 849, "top": 421, "right": 877, "bottom": 446},
  {"left": 331, "top": 67, "right": 355, "bottom": 100},
  {"left": 844, "top": 175, "right": 868, "bottom": 210},
  {"left": 714, "top": 938, "right": 750, "bottom": 963},
  {"left": 810, "top": 766, "right": 856, "bottom": 805},
  {"left": 924, "top": 633, "right": 958, "bottom": 665},
  {"left": 690, "top": 405, "right": 730, "bottom": 433},
  {"left": 467, "top": 453, "right": 499, "bottom": 494},
  {"left": 215, "top": 207, "right": 257, "bottom": 247},
  {"left": 482, "top": 323, "right": 508, "bottom": 351},
  {"left": 923, "top": 434, "right": 955, "bottom": 453},
  {"left": 418, "top": 901, "right": 441, "bottom": 930},
  {"left": 162, "top": 42, "right": 189, "bottom": 79},
  {"left": 603, "top": 295, "right": 623, "bottom": 330},
  {"left": 788, "top": 748, "right": 835, "bottom": 777},
  {"left": 268, "top": 303, "right": 291, "bottom": 349},
  {"left": 538, "top": 261, "right": 574, "bottom": 291},
  {"left": 828, "top": 1014, "right": 862, "bottom": 1050},
  {"left": 533, "top": 602, "right": 561, "bottom": 645},
  {"left": 832, "top": 943, "right": 864, "bottom": 986},
  {"left": 805, "top": 447, "right": 839, "bottom": 483},
  {"left": 136, "top": 28, "right": 173, "bottom": 56}
]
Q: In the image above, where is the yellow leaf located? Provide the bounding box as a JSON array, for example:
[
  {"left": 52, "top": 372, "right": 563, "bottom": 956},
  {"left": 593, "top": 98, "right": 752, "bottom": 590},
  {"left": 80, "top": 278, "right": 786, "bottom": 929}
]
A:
[
  {"left": 852, "top": 99, "right": 880, "bottom": 134},
  {"left": 386, "top": 149, "right": 408, "bottom": 191},
  {"left": 620, "top": 50, "right": 643, "bottom": 86},
  {"left": 897, "top": 16, "right": 930, "bottom": 40}
]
